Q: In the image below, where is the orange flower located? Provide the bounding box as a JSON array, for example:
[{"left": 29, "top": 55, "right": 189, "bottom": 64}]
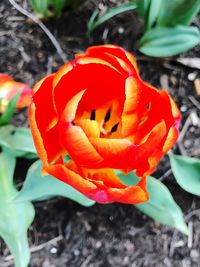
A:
[
  {"left": 29, "top": 45, "right": 180, "bottom": 204},
  {"left": 0, "top": 74, "right": 32, "bottom": 112}
]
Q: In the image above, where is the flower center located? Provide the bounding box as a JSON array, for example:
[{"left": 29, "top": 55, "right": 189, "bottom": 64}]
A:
[
  {"left": 89, "top": 108, "right": 120, "bottom": 137},
  {"left": 74, "top": 101, "right": 121, "bottom": 139}
]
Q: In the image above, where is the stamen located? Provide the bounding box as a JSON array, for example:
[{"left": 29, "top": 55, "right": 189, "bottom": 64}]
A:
[
  {"left": 90, "top": 109, "right": 96, "bottom": 120},
  {"left": 104, "top": 109, "right": 111, "bottom": 122},
  {"left": 139, "top": 116, "right": 148, "bottom": 126},
  {"left": 111, "top": 122, "right": 119, "bottom": 133},
  {"left": 100, "top": 120, "right": 107, "bottom": 135},
  {"left": 146, "top": 103, "right": 151, "bottom": 110}
]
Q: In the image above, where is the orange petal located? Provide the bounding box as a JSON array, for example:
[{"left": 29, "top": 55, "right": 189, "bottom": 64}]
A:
[
  {"left": 107, "top": 184, "right": 148, "bottom": 204},
  {"left": 89, "top": 120, "right": 167, "bottom": 174},
  {"left": 135, "top": 120, "right": 167, "bottom": 176},
  {"left": 168, "top": 94, "right": 181, "bottom": 122},
  {"left": 29, "top": 103, "right": 48, "bottom": 166},
  {"left": 75, "top": 119, "right": 100, "bottom": 138},
  {"left": 45, "top": 163, "right": 98, "bottom": 195},
  {"left": 89, "top": 137, "right": 137, "bottom": 170},
  {"left": 162, "top": 126, "right": 179, "bottom": 153},
  {"left": 121, "top": 76, "right": 141, "bottom": 136},
  {"left": 75, "top": 57, "right": 121, "bottom": 74},
  {"left": 84, "top": 168, "right": 126, "bottom": 188},
  {"left": 124, "top": 51, "right": 139, "bottom": 74},
  {"left": 0, "top": 74, "right": 13, "bottom": 85},
  {"left": 59, "top": 122, "right": 104, "bottom": 166},
  {"left": 15, "top": 83, "right": 32, "bottom": 108},
  {"left": 53, "top": 62, "right": 73, "bottom": 89},
  {"left": 45, "top": 162, "right": 148, "bottom": 204},
  {"left": 61, "top": 89, "right": 86, "bottom": 122}
]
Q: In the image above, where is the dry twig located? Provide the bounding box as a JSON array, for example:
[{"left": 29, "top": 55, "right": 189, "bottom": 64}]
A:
[
  {"left": 8, "top": 0, "right": 67, "bottom": 63},
  {"left": 3, "top": 235, "right": 63, "bottom": 265}
]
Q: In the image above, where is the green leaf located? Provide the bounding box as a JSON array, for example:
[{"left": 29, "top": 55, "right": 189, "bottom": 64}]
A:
[
  {"left": 0, "top": 125, "right": 37, "bottom": 158},
  {"left": 139, "top": 25, "right": 200, "bottom": 57},
  {"left": 29, "top": 0, "right": 84, "bottom": 18},
  {"left": 136, "top": 0, "right": 151, "bottom": 20},
  {"left": 51, "top": 0, "right": 66, "bottom": 16},
  {"left": 16, "top": 160, "right": 95, "bottom": 207},
  {"left": 0, "top": 149, "right": 35, "bottom": 267},
  {"left": 115, "top": 170, "right": 140, "bottom": 186},
  {"left": 169, "top": 154, "right": 200, "bottom": 196},
  {"left": 146, "top": 0, "right": 162, "bottom": 30},
  {"left": 0, "top": 90, "right": 21, "bottom": 126},
  {"left": 157, "top": 0, "right": 200, "bottom": 26},
  {"left": 87, "top": 9, "right": 99, "bottom": 36},
  {"left": 29, "top": 0, "right": 49, "bottom": 18},
  {"left": 135, "top": 176, "right": 188, "bottom": 235},
  {"left": 87, "top": 2, "right": 137, "bottom": 35}
]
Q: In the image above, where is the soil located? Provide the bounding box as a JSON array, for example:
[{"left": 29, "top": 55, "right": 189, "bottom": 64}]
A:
[{"left": 0, "top": 0, "right": 200, "bottom": 267}]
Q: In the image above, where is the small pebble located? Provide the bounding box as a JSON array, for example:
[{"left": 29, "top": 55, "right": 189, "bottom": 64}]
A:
[
  {"left": 74, "top": 249, "right": 80, "bottom": 256},
  {"left": 95, "top": 241, "right": 102, "bottom": 248},
  {"left": 163, "top": 258, "right": 172, "bottom": 267},
  {"left": 118, "top": 27, "right": 124, "bottom": 34},
  {"left": 50, "top": 247, "right": 57, "bottom": 254},
  {"left": 109, "top": 215, "right": 114, "bottom": 221},
  {"left": 184, "top": 140, "right": 192, "bottom": 148},
  {"left": 190, "top": 111, "right": 199, "bottom": 126},
  {"left": 180, "top": 105, "right": 187, "bottom": 112},
  {"left": 188, "top": 73, "right": 197, "bottom": 81},
  {"left": 190, "top": 126, "right": 195, "bottom": 133},
  {"left": 123, "top": 256, "right": 129, "bottom": 265},
  {"left": 190, "top": 249, "right": 199, "bottom": 259},
  {"left": 194, "top": 79, "right": 200, "bottom": 95},
  {"left": 174, "top": 240, "right": 184, "bottom": 247}
]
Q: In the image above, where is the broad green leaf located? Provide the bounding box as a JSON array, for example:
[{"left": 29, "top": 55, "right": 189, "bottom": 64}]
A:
[
  {"left": 157, "top": 0, "right": 200, "bottom": 26},
  {"left": 169, "top": 154, "right": 200, "bottom": 196},
  {"left": 16, "top": 160, "right": 95, "bottom": 207},
  {"left": 87, "top": 2, "right": 137, "bottom": 35},
  {"left": 139, "top": 25, "right": 200, "bottom": 57},
  {"left": 0, "top": 149, "right": 35, "bottom": 267},
  {"left": 0, "top": 125, "right": 37, "bottom": 158},
  {"left": 0, "top": 90, "right": 21, "bottom": 126},
  {"left": 135, "top": 176, "right": 188, "bottom": 235}
]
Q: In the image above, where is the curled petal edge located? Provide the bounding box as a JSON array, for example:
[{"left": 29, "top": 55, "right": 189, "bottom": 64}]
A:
[{"left": 45, "top": 163, "right": 148, "bottom": 204}]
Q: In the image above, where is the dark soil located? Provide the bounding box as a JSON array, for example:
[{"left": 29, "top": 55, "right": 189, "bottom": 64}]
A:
[{"left": 0, "top": 0, "right": 200, "bottom": 266}]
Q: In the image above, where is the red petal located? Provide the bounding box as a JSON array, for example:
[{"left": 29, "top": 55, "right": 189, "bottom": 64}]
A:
[
  {"left": 53, "top": 58, "right": 125, "bottom": 117},
  {"left": 0, "top": 74, "right": 32, "bottom": 110},
  {"left": 82, "top": 45, "right": 139, "bottom": 75},
  {"left": 30, "top": 75, "right": 63, "bottom": 164}
]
